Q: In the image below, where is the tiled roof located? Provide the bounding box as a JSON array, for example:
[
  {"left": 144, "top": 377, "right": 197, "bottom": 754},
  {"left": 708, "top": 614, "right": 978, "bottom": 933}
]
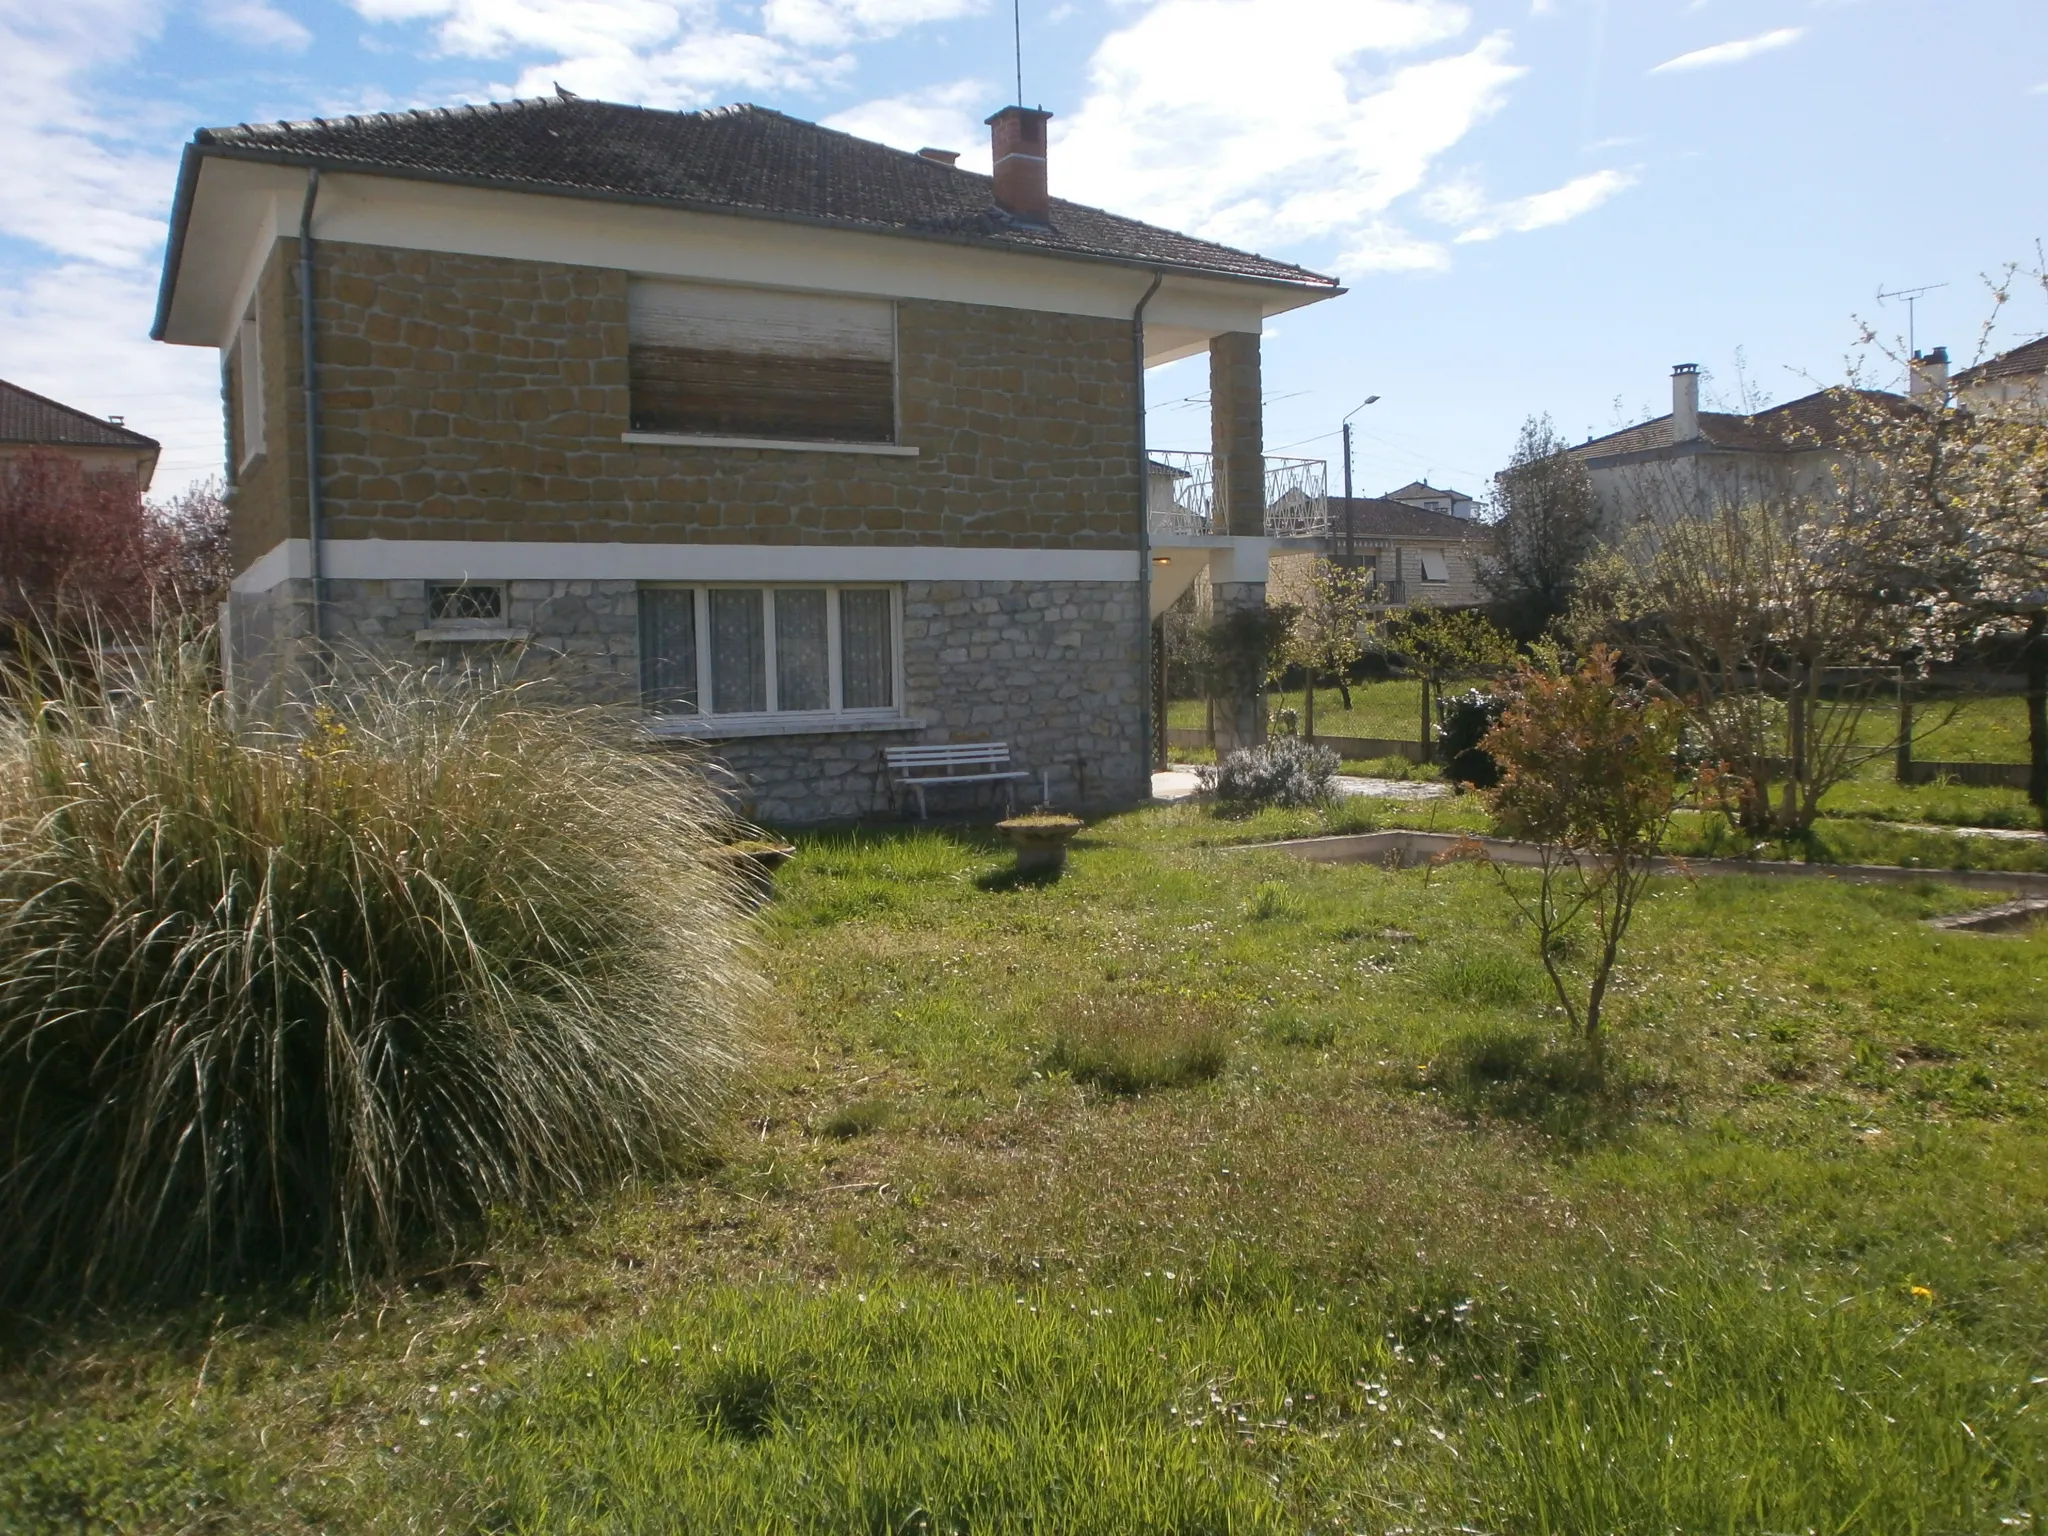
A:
[
  {"left": 188, "top": 95, "right": 1338, "bottom": 291},
  {"left": 0, "top": 378, "right": 159, "bottom": 450},
  {"left": 1332, "top": 497, "right": 1489, "bottom": 540},
  {"left": 1954, "top": 334, "right": 2048, "bottom": 387},
  {"left": 1385, "top": 479, "right": 1473, "bottom": 503},
  {"left": 1568, "top": 387, "right": 1904, "bottom": 461}
]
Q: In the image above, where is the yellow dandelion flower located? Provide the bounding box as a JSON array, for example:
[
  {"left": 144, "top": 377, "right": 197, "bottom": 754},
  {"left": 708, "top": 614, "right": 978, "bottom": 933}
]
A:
[{"left": 1910, "top": 1285, "right": 1934, "bottom": 1299}]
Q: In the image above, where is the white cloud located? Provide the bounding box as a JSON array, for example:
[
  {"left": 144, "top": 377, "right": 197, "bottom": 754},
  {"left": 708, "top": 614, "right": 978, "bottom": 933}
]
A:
[
  {"left": 1452, "top": 168, "right": 1633, "bottom": 242},
  {"left": 1333, "top": 222, "right": 1450, "bottom": 274},
  {"left": 823, "top": 78, "right": 993, "bottom": 171},
  {"left": 1053, "top": 0, "right": 1523, "bottom": 261},
  {"left": 204, "top": 0, "right": 314, "bottom": 51},
  {"left": 347, "top": 0, "right": 978, "bottom": 106},
  {"left": 762, "top": 0, "right": 982, "bottom": 50},
  {"left": 0, "top": 0, "right": 178, "bottom": 264},
  {"left": 1651, "top": 26, "right": 1804, "bottom": 73},
  {"left": 0, "top": 263, "right": 227, "bottom": 495}
]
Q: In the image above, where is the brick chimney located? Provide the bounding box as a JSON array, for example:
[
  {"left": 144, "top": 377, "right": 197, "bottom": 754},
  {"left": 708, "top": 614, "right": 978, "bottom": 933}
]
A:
[
  {"left": 1909, "top": 345, "right": 1950, "bottom": 400},
  {"left": 985, "top": 106, "right": 1053, "bottom": 225},
  {"left": 1671, "top": 363, "right": 1701, "bottom": 442}
]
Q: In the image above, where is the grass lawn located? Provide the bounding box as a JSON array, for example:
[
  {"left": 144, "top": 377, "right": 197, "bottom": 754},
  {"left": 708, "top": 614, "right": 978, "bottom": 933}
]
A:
[
  {"left": 4, "top": 806, "right": 2046, "bottom": 1533},
  {"left": 1170, "top": 683, "right": 2035, "bottom": 765}
]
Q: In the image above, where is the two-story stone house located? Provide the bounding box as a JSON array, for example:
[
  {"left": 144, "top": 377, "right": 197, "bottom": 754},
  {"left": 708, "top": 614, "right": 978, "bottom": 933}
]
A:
[{"left": 152, "top": 93, "right": 1341, "bottom": 820}]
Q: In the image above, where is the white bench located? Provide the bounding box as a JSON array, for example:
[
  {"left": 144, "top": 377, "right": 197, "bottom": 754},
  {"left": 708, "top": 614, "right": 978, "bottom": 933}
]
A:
[{"left": 884, "top": 741, "right": 1033, "bottom": 820}]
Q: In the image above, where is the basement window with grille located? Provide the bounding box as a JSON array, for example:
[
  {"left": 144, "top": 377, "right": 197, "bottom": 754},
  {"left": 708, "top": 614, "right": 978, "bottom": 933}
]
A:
[
  {"left": 624, "top": 280, "right": 906, "bottom": 451},
  {"left": 639, "top": 584, "right": 908, "bottom": 735},
  {"left": 414, "top": 582, "right": 528, "bottom": 644}
]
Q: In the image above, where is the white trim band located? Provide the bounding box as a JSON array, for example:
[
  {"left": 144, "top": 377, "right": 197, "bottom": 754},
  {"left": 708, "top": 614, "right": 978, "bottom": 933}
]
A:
[
  {"left": 644, "top": 712, "right": 926, "bottom": 741},
  {"left": 620, "top": 432, "right": 921, "bottom": 457},
  {"left": 231, "top": 539, "right": 1143, "bottom": 593}
]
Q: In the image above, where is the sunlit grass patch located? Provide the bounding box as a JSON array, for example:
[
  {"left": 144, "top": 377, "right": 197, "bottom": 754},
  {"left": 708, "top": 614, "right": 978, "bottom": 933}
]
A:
[{"left": 1035, "top": 997, "right": 1230, "bottom": 1096}]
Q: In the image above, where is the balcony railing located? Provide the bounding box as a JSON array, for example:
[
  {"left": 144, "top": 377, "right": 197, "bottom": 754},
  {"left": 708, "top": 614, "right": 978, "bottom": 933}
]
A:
[{"left": 1147, "top": 452, "right": 1329, "bottom": 538}]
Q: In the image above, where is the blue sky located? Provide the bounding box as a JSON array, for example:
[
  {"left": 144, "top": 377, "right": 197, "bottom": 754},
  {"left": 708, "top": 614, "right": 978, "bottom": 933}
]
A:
[{"left": 1, "top": 0, "right": 2044, "bottom": 498}]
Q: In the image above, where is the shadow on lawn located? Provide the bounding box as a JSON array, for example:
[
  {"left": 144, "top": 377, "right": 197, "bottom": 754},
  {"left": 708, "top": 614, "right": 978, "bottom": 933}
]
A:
[{"left": 1423, "top": 1026, "right": 1645, "bottom": 1145}]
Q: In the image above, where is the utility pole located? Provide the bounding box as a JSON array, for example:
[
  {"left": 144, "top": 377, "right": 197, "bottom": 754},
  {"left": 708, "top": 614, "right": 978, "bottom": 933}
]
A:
[{"left": 1339, "top": 395, "right": 1380, "bottom": 567}]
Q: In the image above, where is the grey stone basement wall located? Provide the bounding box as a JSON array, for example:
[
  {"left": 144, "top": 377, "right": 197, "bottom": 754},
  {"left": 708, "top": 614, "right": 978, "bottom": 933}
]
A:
[{"left": 226, "top": 576, "right": 1147, "bottom": 824}]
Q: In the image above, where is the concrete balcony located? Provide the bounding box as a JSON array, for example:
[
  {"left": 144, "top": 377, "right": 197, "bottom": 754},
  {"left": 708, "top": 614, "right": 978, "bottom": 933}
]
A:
[{"left": 1146, "top": 452, "right": 1329, "bottom": 539}]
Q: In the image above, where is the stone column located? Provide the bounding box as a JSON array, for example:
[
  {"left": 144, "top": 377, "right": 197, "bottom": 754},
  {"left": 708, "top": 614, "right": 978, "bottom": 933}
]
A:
[
  {"left": 1210, "top": 331, "right": 1264, "bottom": 537},
  {"left": 1209, "top": 330, "right": 1268, "bottom": 753}
]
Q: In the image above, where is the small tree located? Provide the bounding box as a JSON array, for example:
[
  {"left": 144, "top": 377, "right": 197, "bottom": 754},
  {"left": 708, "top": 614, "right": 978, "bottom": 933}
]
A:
[
  {"left": 1833, "top": 265, "right": 2048, "bottom": 819},
  {"left": 1603, "top": 490, "right": 1914, "bottom": 836},
  {"left": 1277, "top": 558, "right": 1376, "bottom": 735},
  {"left": 1481, "top": 415, "right": 1604, "bottom": 639},
  {"left": 1384, "top": 604, "right": 1517, "bottom": 756},
  {"left": 147, "top": 478, "right": 233, "bottom": 615},
  {"left": 0, "top": 449, "right": 156, "bottom": 630},
  {"left": 1482, "top": 647, "right": 1690, "bottom": 1045}
]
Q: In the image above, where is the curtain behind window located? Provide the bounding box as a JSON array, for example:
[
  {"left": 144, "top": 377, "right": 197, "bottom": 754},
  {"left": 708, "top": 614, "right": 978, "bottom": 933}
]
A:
[
  {"left": 839, "top": 589, "right": 893, "bottom": 709},
  {"left": 639, "top": 587, "right": 698, "bottom": 714},
  {"left": 775, "top": 589, "right": 829, "bottom": 711},
  {"left": 709, "top": 589, "right": 767, "bottom": 713}
]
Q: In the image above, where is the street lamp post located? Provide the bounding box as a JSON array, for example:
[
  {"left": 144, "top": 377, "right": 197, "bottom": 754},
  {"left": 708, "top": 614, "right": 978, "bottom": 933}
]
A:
[{"left": 1340, "top": 395, "right": 1380, "bottom": 567}]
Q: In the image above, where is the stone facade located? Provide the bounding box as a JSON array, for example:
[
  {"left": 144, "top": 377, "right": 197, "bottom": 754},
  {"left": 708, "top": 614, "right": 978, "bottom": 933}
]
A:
[
  {"left": 223, "top": 236, "right": 1163, "bottom": 822},
  {"left": 227, "top": 576, "right": 1144, "bottom": 824},
  {"left": 235, "top": 239, "right": 1144, "bottom": 551}
]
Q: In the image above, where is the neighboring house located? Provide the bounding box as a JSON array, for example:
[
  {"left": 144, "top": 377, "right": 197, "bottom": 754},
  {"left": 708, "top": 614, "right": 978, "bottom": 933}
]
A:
[
  {"left": 0, "top": 379, "right": 161, "bottom": 490},
  {"left": 153, "top": 93, "right": 1341, "bottom": 819},
  {"left": 1953, "top": 334, "right": 2048, "bottom": 410},
  {"left": 1271, "top": 497, "right": 1488, "bottom": 610},
  {"left": 1566, "top": 363, "right": 1904, "bottom": 530},
  {"left": 1382, "top": 479, "right": 1478, "bottom": 522}
]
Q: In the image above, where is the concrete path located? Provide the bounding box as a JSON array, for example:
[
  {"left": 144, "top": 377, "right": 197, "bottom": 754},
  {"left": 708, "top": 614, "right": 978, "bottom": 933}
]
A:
[{"left": 1151, "top": 765, "right": 1451, "bottom": 804}]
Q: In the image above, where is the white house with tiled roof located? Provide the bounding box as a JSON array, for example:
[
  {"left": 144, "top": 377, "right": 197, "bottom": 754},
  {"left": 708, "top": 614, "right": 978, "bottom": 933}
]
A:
[
  {"left": 1566, "top": 363, "right": 1905, "bottom": 530},
  {"left": 1954, "top": 334, "right": 2048, "bottom": 410},
  {"left": 152, "top": 92, "right": 1345, "bottom": 818}
]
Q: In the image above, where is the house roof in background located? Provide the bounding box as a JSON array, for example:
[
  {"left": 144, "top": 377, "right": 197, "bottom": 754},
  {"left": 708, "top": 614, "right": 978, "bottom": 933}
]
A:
[
  {"left": 1384, "top": 479, "right": 1474, "bottom": 503},
  {"left": 1332, "top": 497, "right": 1490, "bottom": 541},
  {"left": 1954, "top": 334, "right": 2048, "bottom": 387},
  {"left": 1568, "top": 387, "right": 1904, "bottom": 461},
  {"left": 183, "top": 95, "right": 1340, "bottom": 292},
  {"left": 0, "top": 379, "right": 160, "bottom": 450}
]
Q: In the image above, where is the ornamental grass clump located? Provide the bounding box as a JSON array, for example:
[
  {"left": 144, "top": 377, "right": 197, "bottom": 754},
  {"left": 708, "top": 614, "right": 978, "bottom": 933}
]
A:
[{"left": 0, "top": 636, "right": 759, "bottom": 1309}]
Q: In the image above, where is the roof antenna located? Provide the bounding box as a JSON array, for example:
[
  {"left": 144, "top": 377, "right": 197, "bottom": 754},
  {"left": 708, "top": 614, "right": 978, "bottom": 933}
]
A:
[
  {"left": 1877, "top": 280, "right": 1947, "bottom": 359},
  {"left": 1013, "top": 0, "right": 1023, "bottom": 106}
]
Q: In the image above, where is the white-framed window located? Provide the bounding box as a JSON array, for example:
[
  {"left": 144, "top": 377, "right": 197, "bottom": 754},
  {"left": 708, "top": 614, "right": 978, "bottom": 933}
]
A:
[
  {"left": 640, "top": 584, "right": 900, "bottom": 719},
  {"left": 234, "top": 309, "right": 264, "bottom": 470}
]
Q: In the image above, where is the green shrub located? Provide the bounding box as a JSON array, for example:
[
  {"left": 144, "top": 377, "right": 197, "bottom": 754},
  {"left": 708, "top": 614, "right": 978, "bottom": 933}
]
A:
[
  {"left": 1037, "top": 998, "right": 1228, "bottom": 1095},
  {"left": 0, "top": 637, "right": 758, "bottom": 1307}
]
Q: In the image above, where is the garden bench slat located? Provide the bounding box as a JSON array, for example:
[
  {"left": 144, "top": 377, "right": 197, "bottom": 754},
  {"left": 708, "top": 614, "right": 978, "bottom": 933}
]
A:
[{"left": 884, "top": 742, "right": 1031, "bottom": 820}]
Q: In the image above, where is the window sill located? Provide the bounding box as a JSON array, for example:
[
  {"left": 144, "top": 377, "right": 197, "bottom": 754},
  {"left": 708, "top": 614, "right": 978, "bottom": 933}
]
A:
[
  {"left": 621, "top": 432, "right": 919, "bottom": 457},
  {"left": 643, "top": 712, "right": 926, "bottom": 741},
  {"left": 413, "top": 626, "right": 531, "bottom": 643}
]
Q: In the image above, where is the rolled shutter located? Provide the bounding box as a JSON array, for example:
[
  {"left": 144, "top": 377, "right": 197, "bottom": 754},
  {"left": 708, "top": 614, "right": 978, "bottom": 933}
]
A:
[{"left": 629, "top": 280, "right": 895, "bottom": 443}]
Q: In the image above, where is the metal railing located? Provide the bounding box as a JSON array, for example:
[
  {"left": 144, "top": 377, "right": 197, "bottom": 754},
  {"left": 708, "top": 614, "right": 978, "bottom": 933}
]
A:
[{"left": 1146, "top": 452, "right": 1329, "bottom": 538}]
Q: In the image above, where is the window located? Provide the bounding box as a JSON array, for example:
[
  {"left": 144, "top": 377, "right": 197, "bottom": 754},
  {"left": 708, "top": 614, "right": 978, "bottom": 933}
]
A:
[
  {"left": 233, "top": 310, "right": 264, "bottom": 470},
  {"left": 627, "top": 280, "right": 896, "bottom": 444},
  {"left": 641, "top": 585, "right": 898, "bottom": 718},
  {"left": 1418, "top": 551, "right": 1450, "bottom": 583},
  {"left": 429, "top": 583, "right": 503, "bottom": 623}
]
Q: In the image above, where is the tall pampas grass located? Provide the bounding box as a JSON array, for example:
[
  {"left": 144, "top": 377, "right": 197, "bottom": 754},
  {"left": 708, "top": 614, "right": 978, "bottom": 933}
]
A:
[{"left": 0, "top": 632, "right": 758, "bottom": 1308}]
